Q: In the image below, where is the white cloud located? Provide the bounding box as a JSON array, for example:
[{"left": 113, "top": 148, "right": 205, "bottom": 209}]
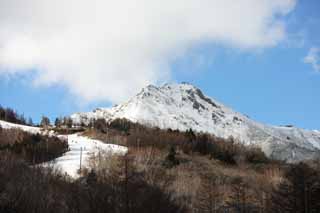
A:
[
  {"left": 304, "top": 47, "right": 320, "bottom": 72},
  {"left": 0, "top": 0, "right": 296, "bottom": 103}
]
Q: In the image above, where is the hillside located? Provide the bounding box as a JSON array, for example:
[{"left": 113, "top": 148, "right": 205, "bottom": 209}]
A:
[{"left": 1, "top": 111, "right": 320, "bottom": 213}]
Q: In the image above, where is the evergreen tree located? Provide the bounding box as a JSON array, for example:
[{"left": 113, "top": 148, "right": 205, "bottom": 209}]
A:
[
  {"left": 54, "top": 117, "right": 61, "bottom": 127},
  {"left": 163, "top": 146, "right": 180, "bottom": 168},
  {"left": 66, "top": 117, "right": 73, "bottom": 128},
  {"left": 62, "top": 117, "right": 73, "bottom": 128},
  {"left": 185, "top": 128, "right": 196, "bottom": 142},
  {"left": 86, "top": 169, "right": 98, "bottom": 186},
  {"left": 27, "top": 117, "right": 33, "bottom": 126}
]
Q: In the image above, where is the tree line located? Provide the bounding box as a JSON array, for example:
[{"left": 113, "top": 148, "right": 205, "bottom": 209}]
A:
[
  {"left": 89, "top": 118, "right": 270, "bottom": 165},
  {"left": 0, "top": 105, "right": 33, "bottom": 126}
]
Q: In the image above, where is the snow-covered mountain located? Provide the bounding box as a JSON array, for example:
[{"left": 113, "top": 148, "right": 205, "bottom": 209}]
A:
[{"left": 71, "top": 83, "right": 320, "bottom": 162}]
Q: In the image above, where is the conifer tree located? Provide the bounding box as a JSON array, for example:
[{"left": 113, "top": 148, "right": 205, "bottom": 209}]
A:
[{"left": 163, "top": 146, "right": 180, "bottom": 168}]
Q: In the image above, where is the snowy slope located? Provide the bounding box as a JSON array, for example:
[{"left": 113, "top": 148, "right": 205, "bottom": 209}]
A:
[
  {"left": 0, "top": 120, "right": 41, "bottom": 134},
  {"left": 0, "top": 119, "right": 57, "bottom": 136},
  {"left": 49, "top": 134, "right": 128, "bottom": 177},
  {"left": 71, "top": 83, "right": 320, "bottom": 162},
  {"left": 0, "top": 120, "right": 128, "bottom": 177}
]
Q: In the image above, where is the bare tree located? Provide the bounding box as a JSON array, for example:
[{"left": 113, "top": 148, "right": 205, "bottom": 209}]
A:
[
  {"left": 40, "top": 116, "right": 50, "bottom": 128},
  {"left": 195, "top": 173, "right": 225, "bottom": 213}
]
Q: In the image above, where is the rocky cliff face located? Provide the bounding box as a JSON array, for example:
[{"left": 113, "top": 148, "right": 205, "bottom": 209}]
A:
[{"left": 71, "top": 83, "right": 320, "bottom": 162}]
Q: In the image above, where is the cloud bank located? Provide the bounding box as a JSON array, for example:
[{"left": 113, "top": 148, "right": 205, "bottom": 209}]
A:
[
  {"left": 0, "top": 0, "right": 296, "bottom": 103},
  {"left": 304, "top": 47, "right": 320, "bottom": 72}
]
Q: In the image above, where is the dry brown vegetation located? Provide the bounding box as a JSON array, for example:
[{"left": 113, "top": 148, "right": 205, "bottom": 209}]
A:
[
  {"left": 1, "top": 117, "right": 320, "bottom": 212},
  {"left": 80, "top": 118, "right": 320, "bottom": 212},
  {"left": 0, "top": 127, "right": 68, "bottom": 164}
]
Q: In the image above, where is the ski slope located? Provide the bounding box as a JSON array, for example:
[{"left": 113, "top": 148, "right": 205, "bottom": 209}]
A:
[
  {"left": 50, "top": 134, "right": 128, "bottom": 178},
  {"left": 0, "top": 120, "right": 128, "bottom": 177}
]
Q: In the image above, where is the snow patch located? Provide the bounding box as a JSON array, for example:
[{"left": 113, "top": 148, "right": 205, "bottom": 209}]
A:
[
  {"left": 0, "top": 120, "right": 41, "bottom": 134},
  {"left": 48, "top": 134, "right": 128, "bottom": 178}
]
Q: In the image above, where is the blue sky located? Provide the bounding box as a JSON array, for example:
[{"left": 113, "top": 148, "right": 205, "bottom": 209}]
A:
[{"left": 0, "top": 0, "right": 320, "bottom": 129}]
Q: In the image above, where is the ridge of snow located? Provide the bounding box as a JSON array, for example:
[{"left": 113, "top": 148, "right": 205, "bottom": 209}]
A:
[{"left": 0, "top": 120, "right": 41, "bottom": 134}]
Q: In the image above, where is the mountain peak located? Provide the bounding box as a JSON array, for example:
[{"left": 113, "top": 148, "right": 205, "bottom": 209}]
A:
[
  {"left": 142, "top": 82, "right": 199, "bottom": 92},
  {"left": 161, "top": 82, "right": 199, "bottom": 90},
  {"left": 71, "top": 84, "right": 320, "bottom": 162},
  {"left": 137, "top": 82, "right": 221, "bottom": 110}
]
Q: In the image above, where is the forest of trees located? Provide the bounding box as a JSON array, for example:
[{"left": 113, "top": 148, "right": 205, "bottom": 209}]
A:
[
  {"left": 0, "top": 115, "right": 320, "bottom": 212},
  {"left": 0, "top": 152, "right": 184, "bottom": 213},
  {"left": 88, "top": 118, "right": 270, "bottom": 165},
  {"left": 83, "top": 118, "right": 320, "bottom": 212},
  {"left": 54, "top": 116, "right": 73, "bottom": 128}
]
